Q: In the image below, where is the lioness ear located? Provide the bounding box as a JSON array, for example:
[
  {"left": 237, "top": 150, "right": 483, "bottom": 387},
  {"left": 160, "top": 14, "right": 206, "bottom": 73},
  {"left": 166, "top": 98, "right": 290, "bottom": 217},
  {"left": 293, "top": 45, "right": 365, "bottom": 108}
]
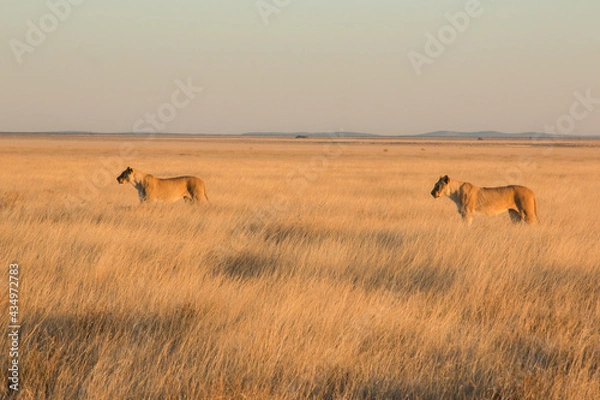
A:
[
  {"left": 442, "top": 175, "right": 449, "bottom": 183},
  {"left": 127, "top": 167, "right": 132, "bottom": 172}
]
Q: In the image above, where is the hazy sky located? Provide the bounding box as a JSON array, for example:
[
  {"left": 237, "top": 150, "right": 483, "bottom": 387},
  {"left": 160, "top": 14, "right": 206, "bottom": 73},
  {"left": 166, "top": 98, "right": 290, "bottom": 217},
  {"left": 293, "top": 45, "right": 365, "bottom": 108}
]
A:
[{"left": 1, "top": 0, "right": 599, "bottom": 135}]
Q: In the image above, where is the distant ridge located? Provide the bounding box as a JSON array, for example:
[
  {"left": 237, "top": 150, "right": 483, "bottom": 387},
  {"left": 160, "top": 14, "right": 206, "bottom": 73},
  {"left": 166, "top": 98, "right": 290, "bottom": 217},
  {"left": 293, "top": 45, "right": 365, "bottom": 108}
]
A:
[
  {"left": 241, "top": 130, "right": 580, "bottom": 138},
  {"left": 242, "top": 131, "right": 378, "bottom": 137},
  {"left": 414, "top": 130, "right": 565, "bottom": 138},
  {"left": 1, "top": 131, "right": 597, "bottom": 138}
]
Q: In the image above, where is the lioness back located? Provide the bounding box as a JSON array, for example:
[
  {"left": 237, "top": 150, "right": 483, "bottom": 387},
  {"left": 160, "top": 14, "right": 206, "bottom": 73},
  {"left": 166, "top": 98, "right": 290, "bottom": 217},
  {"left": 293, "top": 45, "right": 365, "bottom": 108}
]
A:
[{"left": 153, "top": 176, "right": 208, "bottom": 203}]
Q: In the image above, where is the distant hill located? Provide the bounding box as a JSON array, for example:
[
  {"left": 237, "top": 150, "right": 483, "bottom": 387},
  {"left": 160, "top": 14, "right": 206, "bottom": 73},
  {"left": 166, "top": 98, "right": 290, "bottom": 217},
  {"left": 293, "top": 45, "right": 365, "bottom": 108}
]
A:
[{"left": 414, "top": 131, "right": 564, "bottom": 139}]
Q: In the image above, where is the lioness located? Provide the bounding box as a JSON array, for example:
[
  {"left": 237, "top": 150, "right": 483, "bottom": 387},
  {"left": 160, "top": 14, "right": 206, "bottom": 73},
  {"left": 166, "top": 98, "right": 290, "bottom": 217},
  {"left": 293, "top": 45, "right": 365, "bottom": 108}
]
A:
[
  {"left": 117, "top": 167, "right": 209, "bottom": 204},
  {"left": 430, "top": 175, "right": 539, "bottom": 225}
]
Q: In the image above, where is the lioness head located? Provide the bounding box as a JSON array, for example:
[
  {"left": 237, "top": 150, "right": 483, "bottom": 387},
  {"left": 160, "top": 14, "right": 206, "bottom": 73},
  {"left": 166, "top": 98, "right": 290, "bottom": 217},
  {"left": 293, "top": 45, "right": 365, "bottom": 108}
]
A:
[
  {"left": 117, "top": 167, "right": 134, "bottom": 184},
  {"left": 431, "top": 175, "right": 450, "bottom": 198}
]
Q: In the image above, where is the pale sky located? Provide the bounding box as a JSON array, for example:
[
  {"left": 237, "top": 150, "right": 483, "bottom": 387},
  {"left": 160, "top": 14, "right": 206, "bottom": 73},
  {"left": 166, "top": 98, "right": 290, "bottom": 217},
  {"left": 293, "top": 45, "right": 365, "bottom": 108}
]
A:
[{"left": 1, "top": 0, "right": 599, "bottom": 135}]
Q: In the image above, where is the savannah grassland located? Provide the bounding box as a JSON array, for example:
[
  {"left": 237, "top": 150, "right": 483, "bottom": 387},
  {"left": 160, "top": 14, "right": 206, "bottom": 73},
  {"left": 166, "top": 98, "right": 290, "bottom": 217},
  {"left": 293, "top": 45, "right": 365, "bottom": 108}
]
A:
[{"left": 0, "top": 134, "right": 599, "bottom": 399}]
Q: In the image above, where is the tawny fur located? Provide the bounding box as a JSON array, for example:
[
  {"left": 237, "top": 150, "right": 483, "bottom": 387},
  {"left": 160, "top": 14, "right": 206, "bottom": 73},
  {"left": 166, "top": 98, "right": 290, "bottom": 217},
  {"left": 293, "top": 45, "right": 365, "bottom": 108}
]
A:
[
  {"left": 117, "top": 167, "right": 209, "bottom": 204},
  {"left": 431, "top": 175, "right": 539, "bottom": 225}
]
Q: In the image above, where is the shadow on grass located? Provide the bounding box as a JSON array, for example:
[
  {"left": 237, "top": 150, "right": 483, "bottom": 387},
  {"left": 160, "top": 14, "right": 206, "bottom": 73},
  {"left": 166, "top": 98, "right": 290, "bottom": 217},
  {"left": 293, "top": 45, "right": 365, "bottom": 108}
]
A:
[
  {"left": 0, "top": 305, "right": 200, "bottom": 399},
  {"left": 343, "top": 262, "right": 457, "bottom": 297},
  {"left": 211, "top": 250, "right": 279, "bottom": 280},
  {"left": 262, "top": 223, "right": 330, "bottom": 246}
]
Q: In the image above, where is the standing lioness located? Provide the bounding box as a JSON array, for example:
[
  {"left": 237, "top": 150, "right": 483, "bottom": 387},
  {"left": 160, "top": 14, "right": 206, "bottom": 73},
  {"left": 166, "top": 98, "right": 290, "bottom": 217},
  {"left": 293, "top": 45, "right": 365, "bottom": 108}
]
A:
[
  {"left": 117, "top": 167, "right": 209, "bottom": 204},
  {"left": 430, "top": 175, "right": 539, "bottom": 225}
]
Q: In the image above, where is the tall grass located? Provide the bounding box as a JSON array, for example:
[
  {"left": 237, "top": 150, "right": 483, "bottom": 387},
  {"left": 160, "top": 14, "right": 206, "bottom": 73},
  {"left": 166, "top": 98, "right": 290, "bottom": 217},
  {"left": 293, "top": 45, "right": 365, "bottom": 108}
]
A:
[{"left": 0, "top": 135, "right": 599, "bottom": 399}]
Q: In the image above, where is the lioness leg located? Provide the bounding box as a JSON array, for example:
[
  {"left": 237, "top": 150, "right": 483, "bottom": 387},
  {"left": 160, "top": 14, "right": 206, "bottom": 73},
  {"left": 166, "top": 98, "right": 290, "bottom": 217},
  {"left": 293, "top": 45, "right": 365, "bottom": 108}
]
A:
[
  {"left": 191, "top": 189, "right": 208, "bottom": 203},
  {"left": 522, "top": 209, "right": 537, "bottom": 225},
  {"left": 185, "top": 192, "right": 204, "bottom": 204},
  {"left": 187, "top": 180, "right": 208, "bottom": 204},
  {"left": 515, "top": 192, "right": 538, "bottom": 224},
  {"left": 461, "top": 211, "right": 473, "bottom": 226},
  {"left": 523, "top": 199, "right": 538, "bottom": 224},
  {"left": 508, "top": 209, "right": 522, "bottom": 224}
]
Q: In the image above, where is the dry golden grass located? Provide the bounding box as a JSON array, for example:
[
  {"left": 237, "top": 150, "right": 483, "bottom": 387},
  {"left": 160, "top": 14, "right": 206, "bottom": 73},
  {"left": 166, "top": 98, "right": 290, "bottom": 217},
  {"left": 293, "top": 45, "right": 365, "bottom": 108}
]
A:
[{"left": 0, "top": 134, "right": 599, "bottom": 399}]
